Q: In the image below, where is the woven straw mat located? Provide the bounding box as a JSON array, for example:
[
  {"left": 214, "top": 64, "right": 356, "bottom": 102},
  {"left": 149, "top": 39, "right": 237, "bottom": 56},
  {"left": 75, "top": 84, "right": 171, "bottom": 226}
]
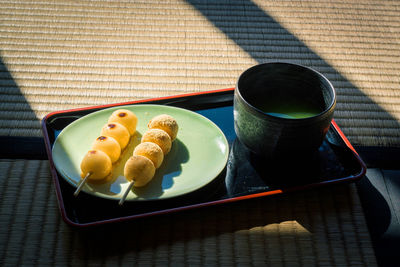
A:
[
  {"left": 0, "top": 0, "right": 399, "bottom": 147},
  {"left": 0, "top": 159, "right": 377, "bottom": 266}
]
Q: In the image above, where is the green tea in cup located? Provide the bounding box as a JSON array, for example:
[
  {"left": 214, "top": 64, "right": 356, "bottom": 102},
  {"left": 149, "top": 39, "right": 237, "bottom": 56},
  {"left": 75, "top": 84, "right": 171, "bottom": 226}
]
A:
[
  {"left": 234, "top": 62, "right": 336, "bottom": 159},
  {"left": 252, "top": 99, "right": 323, "bottom": 119}
]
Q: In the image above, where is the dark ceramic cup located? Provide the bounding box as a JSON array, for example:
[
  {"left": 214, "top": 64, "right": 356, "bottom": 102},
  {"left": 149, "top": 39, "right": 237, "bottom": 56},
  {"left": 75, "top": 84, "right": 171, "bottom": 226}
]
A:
[{"left": 234, "top": 62, "right": 336, "bottom": 160}]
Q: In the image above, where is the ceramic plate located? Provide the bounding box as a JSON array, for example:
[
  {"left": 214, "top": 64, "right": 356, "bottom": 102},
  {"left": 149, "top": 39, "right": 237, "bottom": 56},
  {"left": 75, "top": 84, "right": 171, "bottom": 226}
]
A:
[{"left": 52, "top": 104, "right": 229, "bottom": 201}]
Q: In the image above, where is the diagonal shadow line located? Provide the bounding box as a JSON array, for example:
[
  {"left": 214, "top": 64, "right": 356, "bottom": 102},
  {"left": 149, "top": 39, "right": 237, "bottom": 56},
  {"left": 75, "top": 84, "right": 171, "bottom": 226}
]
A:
[
  {"left": 185, "top": 0, "right": 400, "bottom": 150},
  {"left": 0, "top": 56, "right": 47, "bottom": 159},
  {"left": 184, "top": 3, "right": 400, "bottom": 262}
]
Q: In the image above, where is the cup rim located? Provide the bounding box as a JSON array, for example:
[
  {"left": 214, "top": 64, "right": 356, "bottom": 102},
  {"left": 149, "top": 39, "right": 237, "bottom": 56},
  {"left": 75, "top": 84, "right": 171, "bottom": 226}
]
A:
[{"left": 235, "top": 62, "right": 336, "bottom": 121}]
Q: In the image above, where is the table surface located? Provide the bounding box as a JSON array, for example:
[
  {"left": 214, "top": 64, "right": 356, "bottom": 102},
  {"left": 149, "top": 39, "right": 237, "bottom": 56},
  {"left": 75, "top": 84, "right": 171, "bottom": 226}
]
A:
[{"left": 2, "top": 0, "right": 399, "bottom": 265}]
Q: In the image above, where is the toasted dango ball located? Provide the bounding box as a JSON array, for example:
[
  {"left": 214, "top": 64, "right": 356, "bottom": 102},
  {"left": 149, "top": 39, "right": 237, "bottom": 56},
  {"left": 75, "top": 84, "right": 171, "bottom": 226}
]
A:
[
  {"left": 141, "top": 128, "right": 172, "bottom": 155},
  {"left": 101, "top": 122, "right": 130, "bottom": 149},
  {"left": 147, "top": 114, "right": 178, "bottom": 141},
  {"left": 133, "top": 142, "right": 164, "bottom": 168},
  {"left": 124, "top": 155, "right": 155, "bottom": 187},
  {"left": 92, "top": 136, "right": 121, "bottom": 163},
  {"left": 108, "top": 109, "right": 138, "bottom": 136},
  {"left": 80, "top": 150, "right": 112, "bottom": 181}
]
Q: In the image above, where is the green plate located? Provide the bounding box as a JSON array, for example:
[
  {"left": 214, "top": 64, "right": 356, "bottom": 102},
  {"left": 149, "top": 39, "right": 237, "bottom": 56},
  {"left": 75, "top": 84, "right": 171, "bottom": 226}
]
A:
[{"left": 52, "top": 104, "right": 229, "bottom": 201}]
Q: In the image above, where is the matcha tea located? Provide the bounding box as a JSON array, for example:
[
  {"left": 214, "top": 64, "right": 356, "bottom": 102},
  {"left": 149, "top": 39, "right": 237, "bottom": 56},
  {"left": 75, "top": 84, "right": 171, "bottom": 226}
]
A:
[{"left": 256, "top": 101, "right": 322, "bottom": 119}]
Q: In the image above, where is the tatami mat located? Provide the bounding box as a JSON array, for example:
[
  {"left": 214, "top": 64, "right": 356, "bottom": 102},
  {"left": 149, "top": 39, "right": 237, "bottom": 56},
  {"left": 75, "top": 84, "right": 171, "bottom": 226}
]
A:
[
  {"left": 0, "top": 0, "right": 399, "bottom": 147},
  {"left": 0, "top": 159, "right": 377, "bottom": 266}
]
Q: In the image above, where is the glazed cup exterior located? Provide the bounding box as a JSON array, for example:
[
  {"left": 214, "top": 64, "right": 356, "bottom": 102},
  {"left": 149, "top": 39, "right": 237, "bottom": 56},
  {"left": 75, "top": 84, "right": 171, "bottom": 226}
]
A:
[{"left": 234, "top": 62, "right": 336, "bottom": 159}]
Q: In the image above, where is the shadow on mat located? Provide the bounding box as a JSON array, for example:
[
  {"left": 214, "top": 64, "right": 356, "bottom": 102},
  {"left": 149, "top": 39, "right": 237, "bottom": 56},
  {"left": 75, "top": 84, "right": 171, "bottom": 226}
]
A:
[
  {"left": 0, "top": 57, "right": 47, "bottom": 159},
  {"left": 72, "top": 185, "right": 372, "bottom": 259},
  {"left": 182, "top": 1, "right": 397, "bottom": 264},
  {"left": 185, "top": 0, "right": 400, "bottom": 147}
]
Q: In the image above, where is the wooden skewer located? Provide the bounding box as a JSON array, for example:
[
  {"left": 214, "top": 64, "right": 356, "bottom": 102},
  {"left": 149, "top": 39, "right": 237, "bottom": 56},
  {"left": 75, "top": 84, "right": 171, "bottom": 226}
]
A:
[
  {"left": 119, "top": 180, "right": 135, "bottom": 206},
  {"left": 73, "top": 172, "right": 92, "bottom": 197}
]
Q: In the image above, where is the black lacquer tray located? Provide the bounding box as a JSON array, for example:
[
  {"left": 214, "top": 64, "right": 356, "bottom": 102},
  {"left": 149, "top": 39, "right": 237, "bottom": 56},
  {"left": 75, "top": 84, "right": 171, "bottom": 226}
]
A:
[{"left": 42, "top": 88, "right": 366, "bottom": 227}]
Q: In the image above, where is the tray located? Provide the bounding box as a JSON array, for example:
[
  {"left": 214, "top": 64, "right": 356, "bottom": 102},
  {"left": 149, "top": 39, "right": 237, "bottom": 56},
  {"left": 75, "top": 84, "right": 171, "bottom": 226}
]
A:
[{"left": 42, "top": 88, "right": 367, "bottom": 227}]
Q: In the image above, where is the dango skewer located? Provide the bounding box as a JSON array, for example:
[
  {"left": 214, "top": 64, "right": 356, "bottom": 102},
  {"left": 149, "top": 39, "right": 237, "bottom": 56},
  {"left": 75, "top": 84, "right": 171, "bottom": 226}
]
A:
[
  {"left": 119, "top": 114, "right": 178, "bottom": 205},
  {"left": 74, "top": 109, "right": 137, "bottom": 197}
]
